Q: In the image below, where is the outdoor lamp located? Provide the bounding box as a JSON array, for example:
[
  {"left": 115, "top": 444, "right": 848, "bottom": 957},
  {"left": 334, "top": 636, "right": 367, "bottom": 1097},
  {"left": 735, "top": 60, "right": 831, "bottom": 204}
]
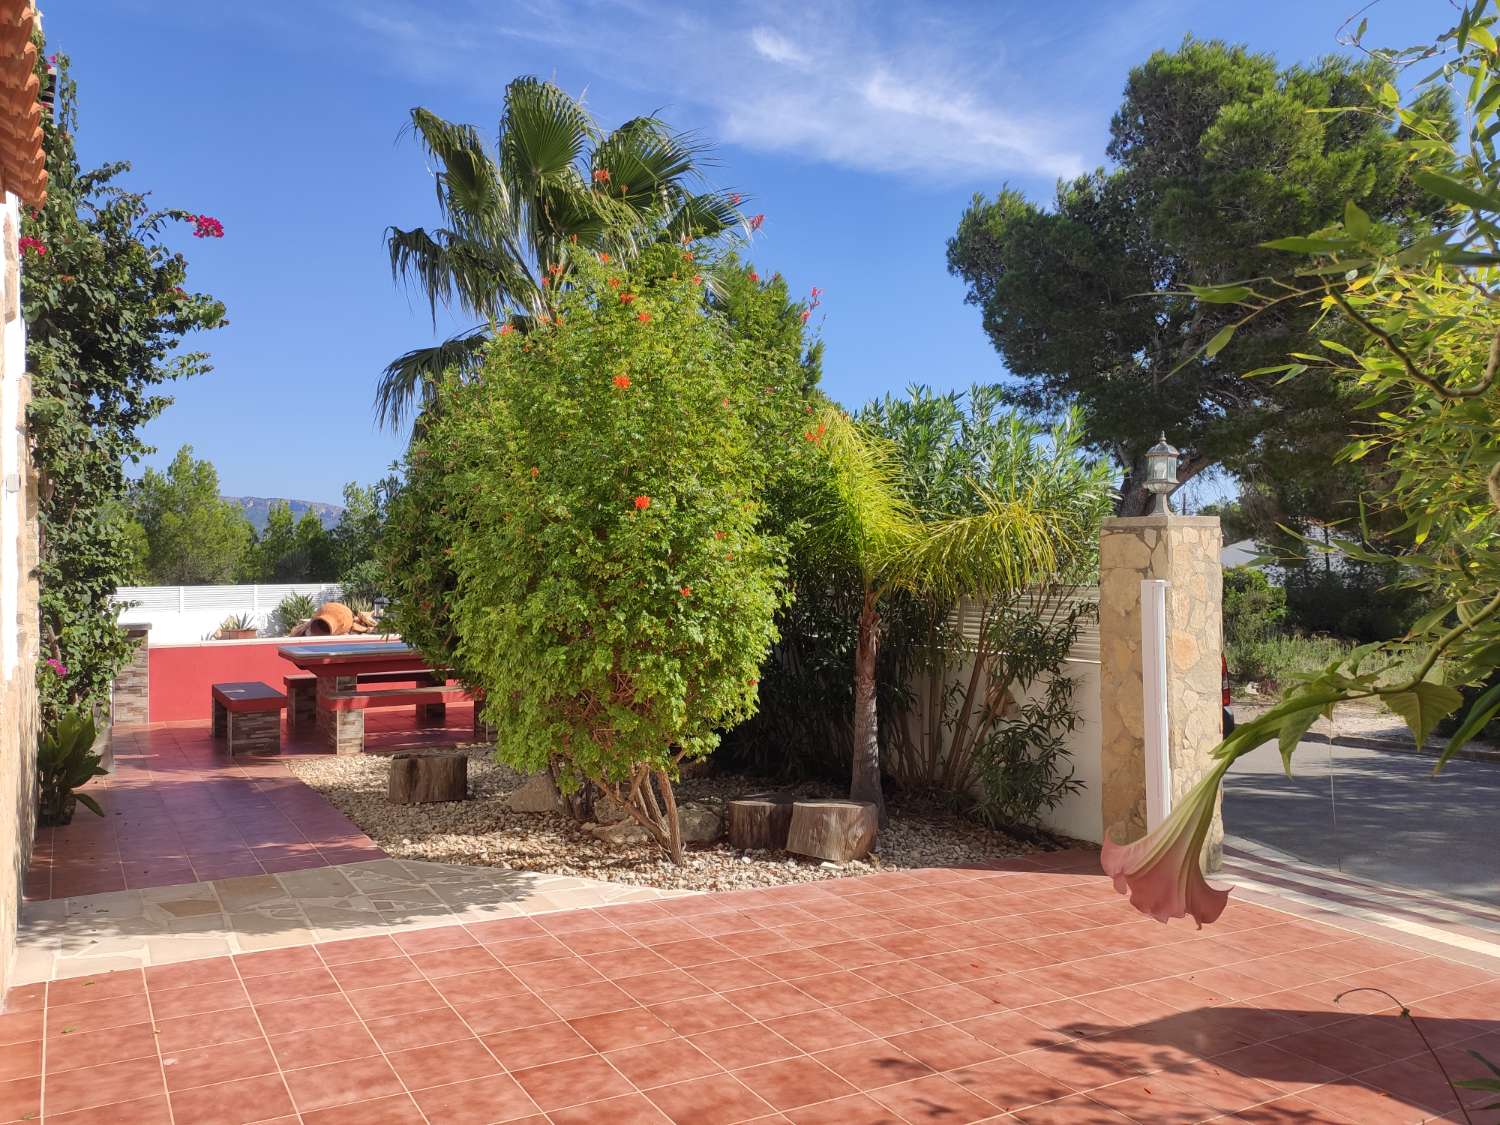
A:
[{"left": 1144, "top": 433, "right": 1181, "bottom": 515}]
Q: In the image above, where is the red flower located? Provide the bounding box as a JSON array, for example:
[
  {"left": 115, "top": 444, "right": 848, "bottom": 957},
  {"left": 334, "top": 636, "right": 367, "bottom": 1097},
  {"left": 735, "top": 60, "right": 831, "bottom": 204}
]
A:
[
  {"left": 529, "top": 466, "right": 539, "bottom": 478},
  {"left": 748, "top": 213, "right": 765, "bottom": 231},
  {"left": 636, "top": 311, "right": 651, "bottom": 323},
  {"left": 722, "top": 398, "right": 731, "bottom": 407},
  {"left": 607, "top": 277, "right": 621, "bottom": 288},
  {"left": 619, "top": 292, "right": 635, "bottom": 304},
  {"left": 189, "top": 214, "right": 224, "bottom": 238},
  {"left": 811, "top": 286, "right": 823, "bottom": 301},
  {"left": 748, "top": 271, "right": 759, "bottom": 283},
  {"left": 714, "top": 530, "right": 726, "bottom": 540},
  {"left": 800, "top": 310, "right": 810, "bottom": 323},
  {"left": 612, "top": 374, "right": 632, "bottom": 389},
  {"left": 17, "top": 235, "right": 45, "bottom": 256},
  {"left": 634, "top": 495, "right": 651, "bottom": 510},
  {"left": 499, "top": 323, "right": 514, "bottom": 336},
  {"left": 680, "top": 586, "right": 692, "bottom": 598},
  {"left": 682, "top": 250, "right": 694, "bottom": 262},
  {"left": 692, "top": 274, "right": 703, "bottom": 285},
  {"left": 593, "top": 168, "right": 611, "bottom": 183},
  {"left": 599, "top": 252, "right": 611, "bottom": 263}
]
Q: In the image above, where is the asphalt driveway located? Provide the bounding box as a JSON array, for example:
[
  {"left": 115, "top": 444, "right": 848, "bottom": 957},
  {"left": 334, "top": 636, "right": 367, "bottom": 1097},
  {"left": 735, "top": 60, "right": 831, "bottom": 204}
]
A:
[{"left": 1223, "top": 738, "right": 1500, "bottom": 909}]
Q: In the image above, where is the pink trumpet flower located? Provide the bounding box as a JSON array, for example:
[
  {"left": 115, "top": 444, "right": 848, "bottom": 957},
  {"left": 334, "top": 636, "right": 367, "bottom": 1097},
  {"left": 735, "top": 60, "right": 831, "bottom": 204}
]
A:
[{"left": 1099, "top": 760, "right": 1232, "bottom": 928}]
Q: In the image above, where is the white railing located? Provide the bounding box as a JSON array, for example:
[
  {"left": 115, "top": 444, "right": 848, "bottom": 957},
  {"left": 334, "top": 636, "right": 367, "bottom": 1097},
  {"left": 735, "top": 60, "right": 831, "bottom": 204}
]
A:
[{"left": 110, "top": 583, "right": 344, "bottom": 644}]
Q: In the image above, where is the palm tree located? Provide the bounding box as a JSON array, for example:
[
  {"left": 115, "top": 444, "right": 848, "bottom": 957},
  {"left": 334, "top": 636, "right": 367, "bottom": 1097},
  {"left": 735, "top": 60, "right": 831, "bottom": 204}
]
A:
[
  {"left": 379, "top": 76, "right": 743, "bottom": 428},
  {"left": 811, "top": 407, "right": 1110, "bottom": 824}
]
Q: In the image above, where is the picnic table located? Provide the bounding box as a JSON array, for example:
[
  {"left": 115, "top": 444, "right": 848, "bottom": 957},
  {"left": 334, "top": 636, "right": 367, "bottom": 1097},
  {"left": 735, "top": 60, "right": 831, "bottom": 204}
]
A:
[{"left": 277, "top": 642, "right": 463, "bottom": 754}]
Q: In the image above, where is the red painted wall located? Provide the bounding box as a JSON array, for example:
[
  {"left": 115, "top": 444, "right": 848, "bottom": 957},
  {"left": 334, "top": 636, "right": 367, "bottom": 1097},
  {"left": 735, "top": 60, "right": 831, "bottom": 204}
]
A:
[{"left": 146, "top": 637, "right": 395, "bottom": 723}]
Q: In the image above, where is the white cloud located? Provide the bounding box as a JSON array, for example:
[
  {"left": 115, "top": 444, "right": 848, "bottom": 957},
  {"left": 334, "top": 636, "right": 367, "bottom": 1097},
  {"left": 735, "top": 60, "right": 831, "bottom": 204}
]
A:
[
  {"left": 336, "top": 0, "right": 1104, "bottom": 183},
  {"left": 749, "top": 27, "right": 811, "bottom": 67}
]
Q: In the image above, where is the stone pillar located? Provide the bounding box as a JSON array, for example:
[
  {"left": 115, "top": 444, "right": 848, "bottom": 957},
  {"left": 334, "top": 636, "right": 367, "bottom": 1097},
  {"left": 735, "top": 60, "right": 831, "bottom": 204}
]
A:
[
  {"left": 112, "top": 624, "right": 151, "bottom": 725},
  {"left": 1098, "top": 514, "right": 1223, "bottom": 864}
]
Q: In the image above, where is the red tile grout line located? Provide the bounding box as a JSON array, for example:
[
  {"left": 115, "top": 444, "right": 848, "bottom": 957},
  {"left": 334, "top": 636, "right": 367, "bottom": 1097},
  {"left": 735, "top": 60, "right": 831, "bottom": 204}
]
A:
[{"left": 136, "top": 969, "right": 179, "bottom": 1125}]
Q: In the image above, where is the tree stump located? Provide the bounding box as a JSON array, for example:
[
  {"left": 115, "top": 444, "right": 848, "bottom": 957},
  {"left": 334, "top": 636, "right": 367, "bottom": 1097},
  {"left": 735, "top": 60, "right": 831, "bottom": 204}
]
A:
[
  {"left": 388, "top": 751, "right": 468, "bottom": 805},
  {"left": 727, "top": 793, "right": 796, "bottom": 850},
  {"left": 786, "top": 799, "right": 878, "bottom": 863}
]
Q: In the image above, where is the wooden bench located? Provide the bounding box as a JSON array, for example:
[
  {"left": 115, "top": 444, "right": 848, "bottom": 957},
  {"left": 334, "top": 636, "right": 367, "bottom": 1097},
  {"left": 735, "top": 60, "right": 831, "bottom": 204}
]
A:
[
  {"left": 323, "top": 683, "right": 469, "bottom": 755},
  {"left": 211, "top": 681, "right": 286, "bottom": 756},
  {"left": 285, "top": 669, "right": 443, "bottom": 733}
]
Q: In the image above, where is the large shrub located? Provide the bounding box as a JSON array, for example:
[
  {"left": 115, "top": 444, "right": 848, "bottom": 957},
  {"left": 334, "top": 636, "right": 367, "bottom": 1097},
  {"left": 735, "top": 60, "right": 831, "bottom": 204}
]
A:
[
  {"left": 401, "top": 247, "right": 806, "bottom": 860},
  {"left": 27, "top": 53, "right": 226, "bottom": 721}
]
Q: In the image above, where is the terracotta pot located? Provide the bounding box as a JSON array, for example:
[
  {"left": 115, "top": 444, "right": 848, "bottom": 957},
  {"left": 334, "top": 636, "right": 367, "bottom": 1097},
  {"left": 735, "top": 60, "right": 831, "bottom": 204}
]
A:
[
  {"left": 219, "top": 628, "right": 257, "bottom": 640},
  {"left": 307, "top": 602, "right": 355, "bottom": 636}
]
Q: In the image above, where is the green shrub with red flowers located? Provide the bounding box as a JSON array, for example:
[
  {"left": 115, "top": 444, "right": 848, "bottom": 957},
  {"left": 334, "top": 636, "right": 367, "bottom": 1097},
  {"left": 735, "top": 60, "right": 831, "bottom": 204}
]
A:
[{"left": 397, "top": 245, "right": 813, "bottom": 860}]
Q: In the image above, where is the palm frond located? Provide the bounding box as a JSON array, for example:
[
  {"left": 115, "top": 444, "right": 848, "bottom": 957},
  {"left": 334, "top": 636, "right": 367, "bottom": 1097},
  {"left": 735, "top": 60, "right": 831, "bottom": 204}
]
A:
[
  {"left": 812, "top": 409, "right": 921, "bottom": 582},
  {"left": 375, "top": 328, "right": 490, "bottom": 431},
  {"left": 665, "top": 191, "right": 742, "bottom": 243},
  {"left": 499, "top": 77, "right": 595, "bottom": 197}
]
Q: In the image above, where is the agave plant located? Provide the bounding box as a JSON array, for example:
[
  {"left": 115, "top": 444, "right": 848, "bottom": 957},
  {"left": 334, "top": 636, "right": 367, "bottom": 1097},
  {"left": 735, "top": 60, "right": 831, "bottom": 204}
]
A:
[
  {"left": 271, "top": 592, "right": 316, "bottom": 635},
  {"left": 378, "top": 76, "right": 745, "bottom": 429},
  {"left": 37, "top": 708, "right": 106, "bottom": 826}
]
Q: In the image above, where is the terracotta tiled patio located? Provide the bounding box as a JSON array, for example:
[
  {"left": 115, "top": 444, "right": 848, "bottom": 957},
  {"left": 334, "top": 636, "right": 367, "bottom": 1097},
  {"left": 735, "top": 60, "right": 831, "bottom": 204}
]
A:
[
  {"left": 11, "top": 717, "right": 1500, "bottom": 1122},
  {"left": 25, "top": 708, "right": 479, "bottom": 901},
  {"left": 4, "top": 849, "right": 1498, "bottom": 1123}
]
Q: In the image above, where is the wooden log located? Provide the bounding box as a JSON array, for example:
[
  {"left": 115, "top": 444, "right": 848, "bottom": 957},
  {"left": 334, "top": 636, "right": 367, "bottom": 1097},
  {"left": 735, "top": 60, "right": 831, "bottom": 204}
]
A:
[
  {"left": 727, "top": 793, "right": 796, "bottom": 850},
  {"left": 786, "top": 800, "right": 878, "bottom": 863},
  {"left": 388, "top": 751, "right": 468, "bottom": 804}
]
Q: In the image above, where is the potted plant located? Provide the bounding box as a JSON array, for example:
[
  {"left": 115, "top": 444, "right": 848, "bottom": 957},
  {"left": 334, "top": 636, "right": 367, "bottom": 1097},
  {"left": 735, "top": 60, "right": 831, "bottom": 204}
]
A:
[
  {"left": 218, "top": 612, "right": 258, "bottom": 640},
  {"left": 37, "top": 708, "right": 107, "bottom": 826}
]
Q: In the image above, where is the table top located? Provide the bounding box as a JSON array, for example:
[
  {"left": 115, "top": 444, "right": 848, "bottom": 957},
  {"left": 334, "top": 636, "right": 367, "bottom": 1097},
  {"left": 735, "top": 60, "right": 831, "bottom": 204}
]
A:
[{"left": 277, "top": 642, "right": 421, "bottom": 668}]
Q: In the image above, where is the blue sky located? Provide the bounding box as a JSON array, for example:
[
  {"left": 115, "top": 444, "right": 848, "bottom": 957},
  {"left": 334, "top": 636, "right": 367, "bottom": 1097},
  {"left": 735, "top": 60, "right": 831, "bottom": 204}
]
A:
[{"left": 47, "top": 0, "right": 1449, "bottom": 505}]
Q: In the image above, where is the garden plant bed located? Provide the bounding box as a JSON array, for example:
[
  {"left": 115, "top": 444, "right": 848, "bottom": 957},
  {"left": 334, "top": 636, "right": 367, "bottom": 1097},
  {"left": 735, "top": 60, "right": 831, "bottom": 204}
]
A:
[{"left": 287, "top": 746, "right": 1058, "bottom": 892}]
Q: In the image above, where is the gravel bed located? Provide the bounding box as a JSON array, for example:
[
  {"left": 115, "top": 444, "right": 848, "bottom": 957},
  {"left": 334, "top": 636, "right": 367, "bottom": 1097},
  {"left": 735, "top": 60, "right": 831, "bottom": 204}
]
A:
[{"left": 286, "top": 746, "right": 1055, "bottom": 892}]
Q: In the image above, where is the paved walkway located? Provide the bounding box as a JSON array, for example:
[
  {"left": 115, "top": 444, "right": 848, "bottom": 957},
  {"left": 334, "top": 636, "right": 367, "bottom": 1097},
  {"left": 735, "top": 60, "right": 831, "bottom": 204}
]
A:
[
  {"left": 3, "top": 852, "right": 1497, "bottom": 1124},
  {"left": 26, "top": 711, "right": 478, "bottom": 901},
  {"left": 14, "top": 858, "right": 688, "bottom": 986}
]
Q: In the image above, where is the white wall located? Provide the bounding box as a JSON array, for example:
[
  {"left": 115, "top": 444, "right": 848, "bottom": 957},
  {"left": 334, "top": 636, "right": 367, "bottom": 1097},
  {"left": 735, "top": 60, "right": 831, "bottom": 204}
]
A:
[
  {"left": 111, "top": 583, "right": 344, "bottom": 644},
  {"left": 899, "top": 591, "right": 1104, "bottom": 844}
]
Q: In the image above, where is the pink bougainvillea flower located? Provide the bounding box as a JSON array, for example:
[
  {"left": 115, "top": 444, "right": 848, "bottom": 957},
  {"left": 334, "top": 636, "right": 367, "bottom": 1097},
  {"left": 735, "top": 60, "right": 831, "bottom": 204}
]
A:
[
  {"left": 18, "top": 235, "right": 45, "bottom": 256},
  {"left": 634, "top": 495, "right": 651, "bottom": 510},
  {"left": 1100, "top": 761, "right": 1232, "bottom": 928},
  {"left": 636, "top": 311, "right": 651, "bottom": 323},
  {"left": 45, "top": 658, "right": 67, "bottom": 678},
  {"left": 800, "top": 310, "right": 810, "bottom": 324},
  {"left": 612, "top": 374, "right": 631, "bottom": 389},
  {"left": 619, "top": 291, "right": 635, "bottom": 304},
  {"left": 748, "top": 213, "right": 765, "bottom": 231},
  {"left": 189, "top": 214, "right": 224, "bottom": 238}
]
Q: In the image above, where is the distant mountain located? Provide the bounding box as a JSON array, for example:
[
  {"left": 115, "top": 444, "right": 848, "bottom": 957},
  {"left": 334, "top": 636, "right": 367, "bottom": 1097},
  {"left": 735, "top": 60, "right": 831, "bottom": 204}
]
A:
[{"left": 224, "top": 496, "right": 344, "bottom": 533}]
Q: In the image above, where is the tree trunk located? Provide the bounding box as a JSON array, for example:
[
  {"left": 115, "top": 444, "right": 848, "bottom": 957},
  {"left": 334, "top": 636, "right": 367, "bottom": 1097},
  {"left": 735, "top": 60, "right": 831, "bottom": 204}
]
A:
[
  {"left": 388, "top": 752, "right": 468, "bottom": 804},
  {"left": 727, "top": 793, "right": 795, "bottom": 850},
  {"left": 850, "top": 590, "right": 886, "bottom": 827},
  {"left": 787, "top": 799, "right": 878, "bottom": 863}
]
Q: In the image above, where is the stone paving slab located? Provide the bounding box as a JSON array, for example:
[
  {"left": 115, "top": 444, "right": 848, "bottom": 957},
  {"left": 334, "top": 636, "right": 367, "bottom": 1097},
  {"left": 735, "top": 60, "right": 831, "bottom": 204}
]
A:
[{"left": 14, "top": 857, "right": 689, "bottom": 985}]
